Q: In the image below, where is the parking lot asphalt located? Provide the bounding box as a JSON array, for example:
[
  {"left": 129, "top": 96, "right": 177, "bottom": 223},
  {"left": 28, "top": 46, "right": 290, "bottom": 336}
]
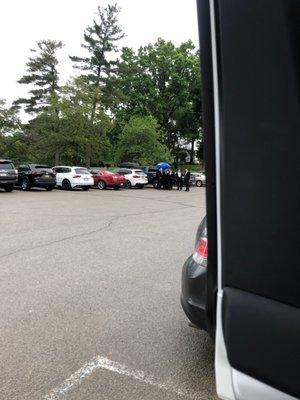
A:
[{"left": 0, "top": 186, "right": 217, "bottom": 400}]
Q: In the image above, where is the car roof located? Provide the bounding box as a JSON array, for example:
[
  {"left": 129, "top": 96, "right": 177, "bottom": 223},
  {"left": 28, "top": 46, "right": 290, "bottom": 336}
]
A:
[
  {"left": 53, "top": 166, "right": 88, "bottom": 168},
  {"left": 0, "top": 159, "right": 13, "bottom": 163},
  {"left": 29, "top": 164, "right": 52, "bottom": 167}
]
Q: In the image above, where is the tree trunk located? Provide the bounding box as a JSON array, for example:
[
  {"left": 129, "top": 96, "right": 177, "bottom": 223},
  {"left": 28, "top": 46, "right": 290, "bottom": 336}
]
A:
[{"left": 190, "top": 140, "right": 195, "bottom": 164}]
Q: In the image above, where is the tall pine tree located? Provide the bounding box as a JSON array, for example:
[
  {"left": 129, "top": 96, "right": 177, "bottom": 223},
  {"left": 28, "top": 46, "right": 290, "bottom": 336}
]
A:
[
  {"left": 70, "top": 3, "right": 124, "bottom": 166},
  {"left": 15, "top": 40, "right": 63, "bottom": 114}
]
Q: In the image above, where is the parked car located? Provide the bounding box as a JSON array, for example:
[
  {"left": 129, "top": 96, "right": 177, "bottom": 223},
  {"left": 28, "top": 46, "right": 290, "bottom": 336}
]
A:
[
  {"left": 181, "top": 216, "right": 210, "bottom": 332},
  {"left": 116, "top": 168, "right": 148, "bottom": 189},
  {"left": 17, "top": 164, "right": 56, "bottom": 191},
  {"left": 0, "top": 159, "right": 18, "bottom": 192},
  {"left": 91, "top": 170, "right": 126, "bottom": 190},
  {"left": 53, "top": 166, "right": 93, "bottom": 190},
  {"left": 191, "top": 172, "right": 206, "bottom": 187},
  {"left": 142, "top": 166, "right": 158, "bottom": 187},
  {"left": 118, "top": 162, "right": 141, "bottom": 169}
]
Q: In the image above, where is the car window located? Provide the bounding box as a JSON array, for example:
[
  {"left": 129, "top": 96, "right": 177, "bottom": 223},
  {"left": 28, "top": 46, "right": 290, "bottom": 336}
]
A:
[
  {"left": 63, "top": 167, "right": 71, "bottom": 173},
  {"left": 0, "top": 162, "right": 14, "bottom": 170},
  {"left": 75, "top": 168, "right": 90, "bottom": 175},
  {"left": 19, "top": 165, "right": 30, "bottom": 172},
  {"left": 33, "top": 166, "right": 53, "bottom": 172},
  {"left": 33, "top": 165, "right": 52, "bottom": 170}
]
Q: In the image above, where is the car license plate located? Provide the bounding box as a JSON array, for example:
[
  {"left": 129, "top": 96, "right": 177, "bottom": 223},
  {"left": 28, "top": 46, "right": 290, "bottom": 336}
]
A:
[{"left": 84, "top": 178, "right": 89, "bottom": 181}]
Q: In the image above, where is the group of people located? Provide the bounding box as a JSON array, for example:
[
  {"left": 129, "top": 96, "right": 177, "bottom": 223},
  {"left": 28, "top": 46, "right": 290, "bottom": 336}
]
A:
[{"left": 156, "top": 168, "right": 191, "bottom": 191}]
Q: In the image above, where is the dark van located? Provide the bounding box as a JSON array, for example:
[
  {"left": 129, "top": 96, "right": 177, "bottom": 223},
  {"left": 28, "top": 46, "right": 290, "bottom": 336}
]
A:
[{"left": 0, "top": 159, "right": 18, "bottom": 192}]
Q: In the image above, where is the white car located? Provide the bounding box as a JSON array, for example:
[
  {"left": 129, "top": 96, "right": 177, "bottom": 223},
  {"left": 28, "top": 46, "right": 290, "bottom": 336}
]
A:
[
  {"left": 53, "top": 166, "right": 93, "bottom": 190},
  {"left": 192, "top": 172, "right": 206, "bottom": 187},
  {"left": 116, "top": 168, "right": 148, "bottom": 189}
]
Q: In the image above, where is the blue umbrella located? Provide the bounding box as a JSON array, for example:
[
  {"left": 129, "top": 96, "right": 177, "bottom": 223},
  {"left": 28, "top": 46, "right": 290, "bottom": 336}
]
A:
[{"left": 156, "top": 162, "right": 171, "bottom": 170}]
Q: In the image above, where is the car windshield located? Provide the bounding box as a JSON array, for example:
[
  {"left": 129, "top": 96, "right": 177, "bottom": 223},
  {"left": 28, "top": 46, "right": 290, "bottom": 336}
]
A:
[
  {"left": 75, "top": 168, "right": 90, "bottom": 175},
  {"left": 0, "top": 162, "right": 14, "bottom": 170}
]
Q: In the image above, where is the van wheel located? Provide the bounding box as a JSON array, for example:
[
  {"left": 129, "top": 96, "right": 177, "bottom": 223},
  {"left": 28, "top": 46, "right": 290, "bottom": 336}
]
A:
[{"left": 62, "top": 179, "right": 71, "bottom": 190}]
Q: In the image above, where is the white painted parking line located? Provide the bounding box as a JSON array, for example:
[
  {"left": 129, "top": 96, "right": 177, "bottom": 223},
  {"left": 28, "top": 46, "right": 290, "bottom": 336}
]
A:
[{"left": 43, "top": 356, "right": 206, "bottom": 400}]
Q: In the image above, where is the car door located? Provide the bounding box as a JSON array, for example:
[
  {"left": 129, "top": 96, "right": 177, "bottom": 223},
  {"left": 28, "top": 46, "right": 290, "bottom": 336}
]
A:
[{"left": 198, "top": 0, "right": 300, "bottom": 399}]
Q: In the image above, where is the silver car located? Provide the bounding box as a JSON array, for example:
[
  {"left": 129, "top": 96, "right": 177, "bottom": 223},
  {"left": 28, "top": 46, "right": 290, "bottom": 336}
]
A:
[{"left": 191, "top": 172, "right": 206, "bottom": 187}]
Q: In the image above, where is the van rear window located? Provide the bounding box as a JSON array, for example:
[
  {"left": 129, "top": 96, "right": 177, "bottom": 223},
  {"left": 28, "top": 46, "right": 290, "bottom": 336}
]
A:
[
  {"left": 75, "top": 168, "right": 90, "bottom": 175},
  {"left": 0, "top": 162, "right": 14, "bottom": 170}
]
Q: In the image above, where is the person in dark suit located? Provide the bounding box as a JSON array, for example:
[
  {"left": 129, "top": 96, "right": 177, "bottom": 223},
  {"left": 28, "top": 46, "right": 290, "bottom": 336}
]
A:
[
  {"left": 167, "top": 169, "right": 173, "bottom": 190},
  {"left": 156, "top": 168, "right": 163, "bottom": 189},
  {"left": 184, "top": 169, "right": 191, "bottom": 192},
  {"left": 175, "top": 169, "right": 183, "bottom": 190},
  {"left": 161, "top": 170, "right": 167, "bottom": 190}
]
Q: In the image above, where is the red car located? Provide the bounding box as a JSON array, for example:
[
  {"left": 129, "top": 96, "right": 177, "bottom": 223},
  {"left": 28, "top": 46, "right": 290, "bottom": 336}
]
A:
[{"left": 91, "top": 170, "right": 126, "bottom": 190}]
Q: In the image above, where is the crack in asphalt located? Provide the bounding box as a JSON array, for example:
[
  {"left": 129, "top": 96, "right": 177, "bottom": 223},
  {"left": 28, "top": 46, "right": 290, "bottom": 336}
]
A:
[{"left": 0, "top": 206, "right": 194, "bottom": 260}]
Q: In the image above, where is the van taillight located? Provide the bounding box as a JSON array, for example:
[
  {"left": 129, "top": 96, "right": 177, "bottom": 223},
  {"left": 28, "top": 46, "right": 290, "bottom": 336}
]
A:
[{"left": 193, "top": 237, "right": 208, "bottom": 267}]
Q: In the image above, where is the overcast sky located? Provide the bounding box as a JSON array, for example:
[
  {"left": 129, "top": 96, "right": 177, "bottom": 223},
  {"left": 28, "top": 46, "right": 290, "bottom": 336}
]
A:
[{"left": 0, "top": 0, "right": 199, "bottom": 105}]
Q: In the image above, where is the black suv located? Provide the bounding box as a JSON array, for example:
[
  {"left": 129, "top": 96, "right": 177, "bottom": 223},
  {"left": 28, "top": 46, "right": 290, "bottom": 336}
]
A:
[
  {"left": 0, "top": 159, "right": 18, "bottom": 192},
  {"left": 142, "top": 166, "right": 158, "bottom": 187},
  {"left": 17, "top": 164, "right": 56, "bottom": 191}
]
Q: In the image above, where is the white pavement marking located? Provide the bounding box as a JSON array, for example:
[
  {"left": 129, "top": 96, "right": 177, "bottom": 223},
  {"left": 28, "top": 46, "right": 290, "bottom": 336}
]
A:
[{"left": 43, "top": 356, "right": 206, "bottom": 400}]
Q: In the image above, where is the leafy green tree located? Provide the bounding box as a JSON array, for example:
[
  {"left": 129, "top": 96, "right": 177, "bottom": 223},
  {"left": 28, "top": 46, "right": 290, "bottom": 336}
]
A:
[
  {"left": 116, "top": 39, "right": 201, "bottom": 158},
  {"left": 0, "top": 99, "right": 28, "bottom": 162},
  {"left": 0, "top": 132, "right": 33, "bottom": 163},
  {"left": 59, "top": 76, "right": 112, "bottom": 166},
  {"left": 115, "top": 116, "right": 171, "bottom": 165},
  {"left": 0, "top": 99, "right": 21, "bottom": 136},
  {"left": 15, "top": 40, "right": 64, "bottom": 114}
]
